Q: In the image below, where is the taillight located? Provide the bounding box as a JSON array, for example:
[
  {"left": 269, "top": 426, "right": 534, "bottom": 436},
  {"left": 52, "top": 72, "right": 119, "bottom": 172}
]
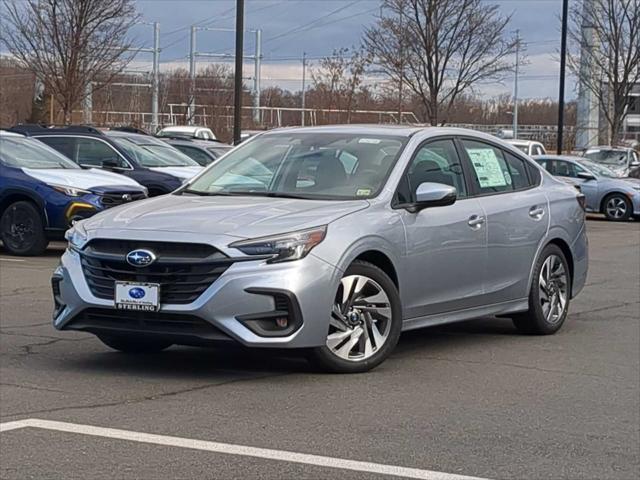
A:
[{"left": 576, "top": 193, "right": 587, "bottom": 211}]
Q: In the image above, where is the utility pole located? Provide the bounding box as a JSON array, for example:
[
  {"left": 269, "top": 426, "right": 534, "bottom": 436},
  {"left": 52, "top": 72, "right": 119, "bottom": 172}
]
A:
[
  {"left": 233, "top": 0, "right": 245, "bottom": 145},
  {"left": 513, "top": 30, "right": 520, "bottom": 139},
  {"left": 151, "top": 22, "right": 160, "bottom": 132},
  {"left": 557, "top": 0, "right": 569, "bottom": 154},
  {"left": 189, "top": 25, "right": 197, "bottom": 125},
  {"left": 253, "top": 29, "right": 262, "bottom": 125},
  {"left": 301, "top": 52, "right": 307, "bottom": 126}
]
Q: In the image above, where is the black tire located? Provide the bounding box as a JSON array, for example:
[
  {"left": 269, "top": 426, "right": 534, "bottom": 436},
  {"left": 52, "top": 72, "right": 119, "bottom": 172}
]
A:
[
  {"left": 602, "top": 193, "right": 632, "bottom": 221},
  {"left": 0, "top": 201, "right": 48, "bottom": 256},
  {"left": 98, "top": 335, "right": 172, "bottom": 353},
  {"left": 513, "top": 244, "right": 571, "bottom": 335},
  {"left": 308, "top": 260, "right": 402, "bottom": 373}
]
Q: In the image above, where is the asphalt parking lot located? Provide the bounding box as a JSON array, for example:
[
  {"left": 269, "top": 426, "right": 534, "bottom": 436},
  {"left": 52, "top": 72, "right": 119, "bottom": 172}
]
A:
[{"left": 0, "top": 217, "right": 638, "bottom": 480}]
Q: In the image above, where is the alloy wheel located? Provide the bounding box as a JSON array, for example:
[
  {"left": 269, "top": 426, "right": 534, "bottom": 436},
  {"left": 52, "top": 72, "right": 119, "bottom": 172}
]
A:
[
  {"left": 1, "top": 204, "right": 36, "bottom": 251},
  {"left": 539, "top": 254, "right": 568, "bottom": 324},
  {"left": 326, "top": 274, "right": 392, "bottom": 362},
  {"left": 606, "top": 197, "right": 628, "bottom": 219}
]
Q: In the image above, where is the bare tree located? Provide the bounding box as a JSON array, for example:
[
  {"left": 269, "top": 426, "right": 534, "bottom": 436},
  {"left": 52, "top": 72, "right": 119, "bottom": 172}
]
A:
[
  {"left": 363, "top": 0, "right": 518, "bottom": 125},
  {"left": 312, "top": 47, "right": 371, "bottom": 123},
  {"left": 1, "top": 0, "right": 139, "bottom": 123},
  {"left": 569, "top": 0, "right": 640, "bottom": 145}
]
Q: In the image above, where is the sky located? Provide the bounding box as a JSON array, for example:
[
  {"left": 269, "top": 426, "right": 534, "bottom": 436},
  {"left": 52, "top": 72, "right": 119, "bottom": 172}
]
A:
[{"left": 123, "top": 0, "right": 576, "bottom": 100}]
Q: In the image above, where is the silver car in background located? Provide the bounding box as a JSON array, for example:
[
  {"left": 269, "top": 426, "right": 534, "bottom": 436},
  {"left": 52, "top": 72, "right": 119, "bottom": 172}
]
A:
[
  {"left": 535, "top": 155, "right": 640, "bottom": 221},
  {"left": 53, "top": 126, "right": 588, "bottom": 373},
  {"left": 583, "top": 146, "right": 640, "bottom": 177}
]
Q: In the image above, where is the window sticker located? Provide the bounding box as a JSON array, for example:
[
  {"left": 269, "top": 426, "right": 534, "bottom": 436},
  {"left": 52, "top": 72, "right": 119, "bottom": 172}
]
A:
[
  {"left": 356, "top": 188, "right": 372, "bottom": 196},
  {"left": 358, "top": 138, "right": 381, "bottom": 144},
  {"left": 467, "top": 148, "right": 508, "bottom": 188}
]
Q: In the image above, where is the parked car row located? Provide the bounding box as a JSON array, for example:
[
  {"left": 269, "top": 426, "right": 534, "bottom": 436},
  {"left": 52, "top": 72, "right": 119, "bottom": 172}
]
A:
[{"left": 0, "top": 124, "right": 235, "bottom": 256}]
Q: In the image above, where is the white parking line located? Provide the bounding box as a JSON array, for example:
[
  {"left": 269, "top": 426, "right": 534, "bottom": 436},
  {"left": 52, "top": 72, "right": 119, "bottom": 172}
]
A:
[
  {"left": 0, "top": 419, "right": 489, "bottom": 480},
  {"left": 0, "top": 257, "right": 26, "bottom": 262}
]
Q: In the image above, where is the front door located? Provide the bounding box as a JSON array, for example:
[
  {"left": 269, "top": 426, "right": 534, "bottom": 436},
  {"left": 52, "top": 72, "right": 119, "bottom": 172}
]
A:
[{"left": 396, "top": 138, "right": 487, "bottom": 319}]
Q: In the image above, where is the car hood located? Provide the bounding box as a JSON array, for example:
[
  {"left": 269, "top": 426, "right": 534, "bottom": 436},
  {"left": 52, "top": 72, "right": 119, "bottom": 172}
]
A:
[
  {"left": 82, "top": 194, "right": 369, "bottom": 239},
  {"left": 22, "top": 168, "right": 143, "bottom": 190},
  {"left": 148, "top": 166, "right": 203, "bottom": 180}
]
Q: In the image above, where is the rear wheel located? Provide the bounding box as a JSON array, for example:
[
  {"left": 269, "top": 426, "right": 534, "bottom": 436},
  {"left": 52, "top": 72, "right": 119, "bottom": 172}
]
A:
[
  {"left": 602, "top": 194, "right": 632, "bottom": 221},
  {"left": 98, "top": 335, "right": 172, "bottom": 353},
  {"left": 0, "top": 201, "right": 48, "bottom": 256},
  {"left": 513, "top": 244, "right": 570, "bottom": 335},
  {"left": 308, "top": 261, "right": 402, "bottom": 373}
]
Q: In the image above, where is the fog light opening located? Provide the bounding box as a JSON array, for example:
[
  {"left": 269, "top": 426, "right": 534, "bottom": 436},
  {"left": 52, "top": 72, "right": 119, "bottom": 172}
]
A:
[{"left": 275, "top": 316, "right": 288, "bottom": 328}]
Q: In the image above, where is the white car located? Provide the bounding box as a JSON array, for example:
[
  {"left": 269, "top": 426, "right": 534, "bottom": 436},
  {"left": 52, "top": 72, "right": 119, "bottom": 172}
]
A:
[
  {"left": 505, "top": 139, "right": 547, "bottom": 156},
  {"left": 157, "top": 126, "right": 217, "bottom": 141}
]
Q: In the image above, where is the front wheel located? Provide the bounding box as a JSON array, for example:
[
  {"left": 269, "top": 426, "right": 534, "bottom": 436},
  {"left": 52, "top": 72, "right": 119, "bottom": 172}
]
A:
[
  {"left": 603, "top": 194, "right": 632, "bottom": 221},
  {"left": 98, "top": 335, "right": 172, "bottom": 353},
  {"left": 0, "top": 201, "right": 48, "bottom": 256},
  {"left": 513, "top": 244, "right": 571, "bottom": 335},
  {"left": 308, "top": 260, "right": 402, "bottom": 373}
]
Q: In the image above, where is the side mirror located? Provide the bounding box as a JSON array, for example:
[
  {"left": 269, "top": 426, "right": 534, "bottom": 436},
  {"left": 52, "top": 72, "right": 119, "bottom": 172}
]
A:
[
  {"left": 630, "top": 161, "right": 640, "bottom": 168},
  {"left": 101, "top": 158, "right": 121, "bottom": 169},
  {"left": 407, "top": 182, "right": 457, "bottom": 212},
  {"left": 577, "top": 171, "right": 596, "bottom": 181}
]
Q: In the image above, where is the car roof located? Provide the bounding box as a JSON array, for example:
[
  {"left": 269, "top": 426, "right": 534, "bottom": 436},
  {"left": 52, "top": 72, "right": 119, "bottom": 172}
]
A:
[
  {"left": 505, "top": 139, "right": 538, "bottom": 146},
  {"left": 0, "top": 130, "right": 24, "bottom": 137},
  {"left": 585, "top": 146, "right": 629, "bottom": 152},
  {"left": 105, "top": 130, "right": 167, "bottom": 146},
  {"left": 162, "top": 137, "right": 229, "bottom": 148},
  {"left": 159, "top": 126, "right": 211, "bottom": 133},
  {"left": 533, "top": 154, "right": 583, "bottom": 162}
]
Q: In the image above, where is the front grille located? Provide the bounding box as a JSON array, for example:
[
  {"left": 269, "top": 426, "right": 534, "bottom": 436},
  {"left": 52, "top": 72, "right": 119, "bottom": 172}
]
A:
[
  {"left": 99, "top": 192, "right": 146, "bottom": 208},
  {"left": 81, "top": 240, "right": 233, "bottom": 304},
  {"left": 67, "top": 308, "right": 230, "bottom": 340}
]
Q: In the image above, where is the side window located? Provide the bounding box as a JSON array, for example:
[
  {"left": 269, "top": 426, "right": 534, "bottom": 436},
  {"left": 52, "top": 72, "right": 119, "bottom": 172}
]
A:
[
  {"left": 552, "top": 160, "right": 578, "bottom": 178},
  {"left": 461, "top": 139, "right": 513, "bottom": 194},
  {"left": 397, "top": 139, "right": 467, "bottom": 203},
  {"left": 37, "top": 137, "right": 77, "bottom": 162},
  {"left": 175, "top": 145, "right": 211, "bottom": 166},
  {"left": 76, "top": 138, "right": 127, "bottom": 167},
  {"left": 338, "top": 151, "right": 358, "bottom": 174},
  {"left": 535, "top": 145, "right": 544, "bottom": 156},
  {"left": 503, "top": 151, "right": 531, "bottom": 189}
]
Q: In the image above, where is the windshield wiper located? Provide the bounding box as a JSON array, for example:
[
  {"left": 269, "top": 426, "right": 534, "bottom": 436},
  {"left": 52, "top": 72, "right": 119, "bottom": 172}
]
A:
[
  {"left": 181, "top": 189, "right": 236, "bottom": 196},
  {"left": 234, "top": 191, "right": 316, "bottom": 200}
]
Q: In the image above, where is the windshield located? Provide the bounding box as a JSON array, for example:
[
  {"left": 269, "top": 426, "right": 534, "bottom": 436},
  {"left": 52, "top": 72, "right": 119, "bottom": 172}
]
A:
[
  {"left": 0, "top": 136, "right": 79, "bottom": 169},
  {"left": 112, "top": 138, "right": 199, "bottom": 167},
  {"left": 578, "top": 159, "right": 619, "bottom": 178},
  {"left": 584, "top": 149, "right": 628, "bottom": 166},
  {"left": 186, "top": 132, "right": 408, "bottom": 200}
]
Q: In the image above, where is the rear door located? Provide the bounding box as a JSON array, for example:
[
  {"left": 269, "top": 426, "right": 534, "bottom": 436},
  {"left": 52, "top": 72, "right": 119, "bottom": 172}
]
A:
[{"left": 459, "top": 138, "right": 548, "bottom": 304}]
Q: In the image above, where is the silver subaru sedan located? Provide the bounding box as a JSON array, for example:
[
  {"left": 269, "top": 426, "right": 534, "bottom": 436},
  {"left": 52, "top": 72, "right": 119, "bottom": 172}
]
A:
[{"left": 53, "top": 126, "right": 588, "bottom": 373}]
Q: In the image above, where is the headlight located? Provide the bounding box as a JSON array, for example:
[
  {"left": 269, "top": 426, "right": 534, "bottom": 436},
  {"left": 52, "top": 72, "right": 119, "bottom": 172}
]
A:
[
  {"left": 229, "top": 226, "right": 327, "bottom": 263},
  {"left": 50, "top": 184, "right": 91, "bottom": 197},
  {"left": 64, "top": 222, "right": 88, "bottom": 250}
]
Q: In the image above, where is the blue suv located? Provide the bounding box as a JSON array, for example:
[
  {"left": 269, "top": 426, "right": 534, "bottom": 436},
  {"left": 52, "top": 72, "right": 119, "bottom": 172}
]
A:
[
  {"left": 0, "top": 131, "right": 147, "bottom": 255},
  {"left": 9, "top": 125, "right": 202, "bottom": 196}
]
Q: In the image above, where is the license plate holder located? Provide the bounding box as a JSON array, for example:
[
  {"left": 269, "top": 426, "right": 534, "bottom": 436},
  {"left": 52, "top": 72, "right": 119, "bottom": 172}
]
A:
[{"left": 114, "top": 282, "right": 160, "bottom": 312}]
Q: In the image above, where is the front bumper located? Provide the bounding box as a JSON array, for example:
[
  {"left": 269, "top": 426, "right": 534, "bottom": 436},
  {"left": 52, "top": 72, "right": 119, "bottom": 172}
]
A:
[{"left": 52, "top": 246, "right": 341, "bottom": 349}]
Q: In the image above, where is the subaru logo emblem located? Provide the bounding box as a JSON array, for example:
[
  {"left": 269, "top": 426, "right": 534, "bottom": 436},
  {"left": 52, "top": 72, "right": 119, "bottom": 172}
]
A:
[
  {"left": 128, "top": 287, "right": 146, "bottom": 299},
  {"left": 122, "top": 194, "right": 132, "bottom": 202},
  {"left": 126, "top": 249, "right": 156, "bottom": 267}
]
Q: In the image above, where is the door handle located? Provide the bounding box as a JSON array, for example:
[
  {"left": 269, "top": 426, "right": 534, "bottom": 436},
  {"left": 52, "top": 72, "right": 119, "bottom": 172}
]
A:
[
  {"left": 468, "top": 214, "right": 485, "bottom": 229},
  {"left": 529, "top": 206, "right": 545, "bottom": 220}
]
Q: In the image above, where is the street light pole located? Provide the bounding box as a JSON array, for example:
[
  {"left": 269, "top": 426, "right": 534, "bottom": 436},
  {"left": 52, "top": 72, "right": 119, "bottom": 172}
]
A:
[
  {"left": 557, "top": 0, "right": 569, "bottom": 154},
  {"left": 513, "top": 30, "right": 520, "bottom": 139},
  {"left": 301, "top": 52, "right": 307, "bottom": 126},
  {"left": 233, "top": 0, "right": 245, "bottom": 145}
]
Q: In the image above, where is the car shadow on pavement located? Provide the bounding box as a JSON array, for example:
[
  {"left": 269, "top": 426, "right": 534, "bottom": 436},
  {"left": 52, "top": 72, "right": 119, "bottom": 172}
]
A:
[{"left": 60, "top": 317, "right": 518, "bottom": 378}]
